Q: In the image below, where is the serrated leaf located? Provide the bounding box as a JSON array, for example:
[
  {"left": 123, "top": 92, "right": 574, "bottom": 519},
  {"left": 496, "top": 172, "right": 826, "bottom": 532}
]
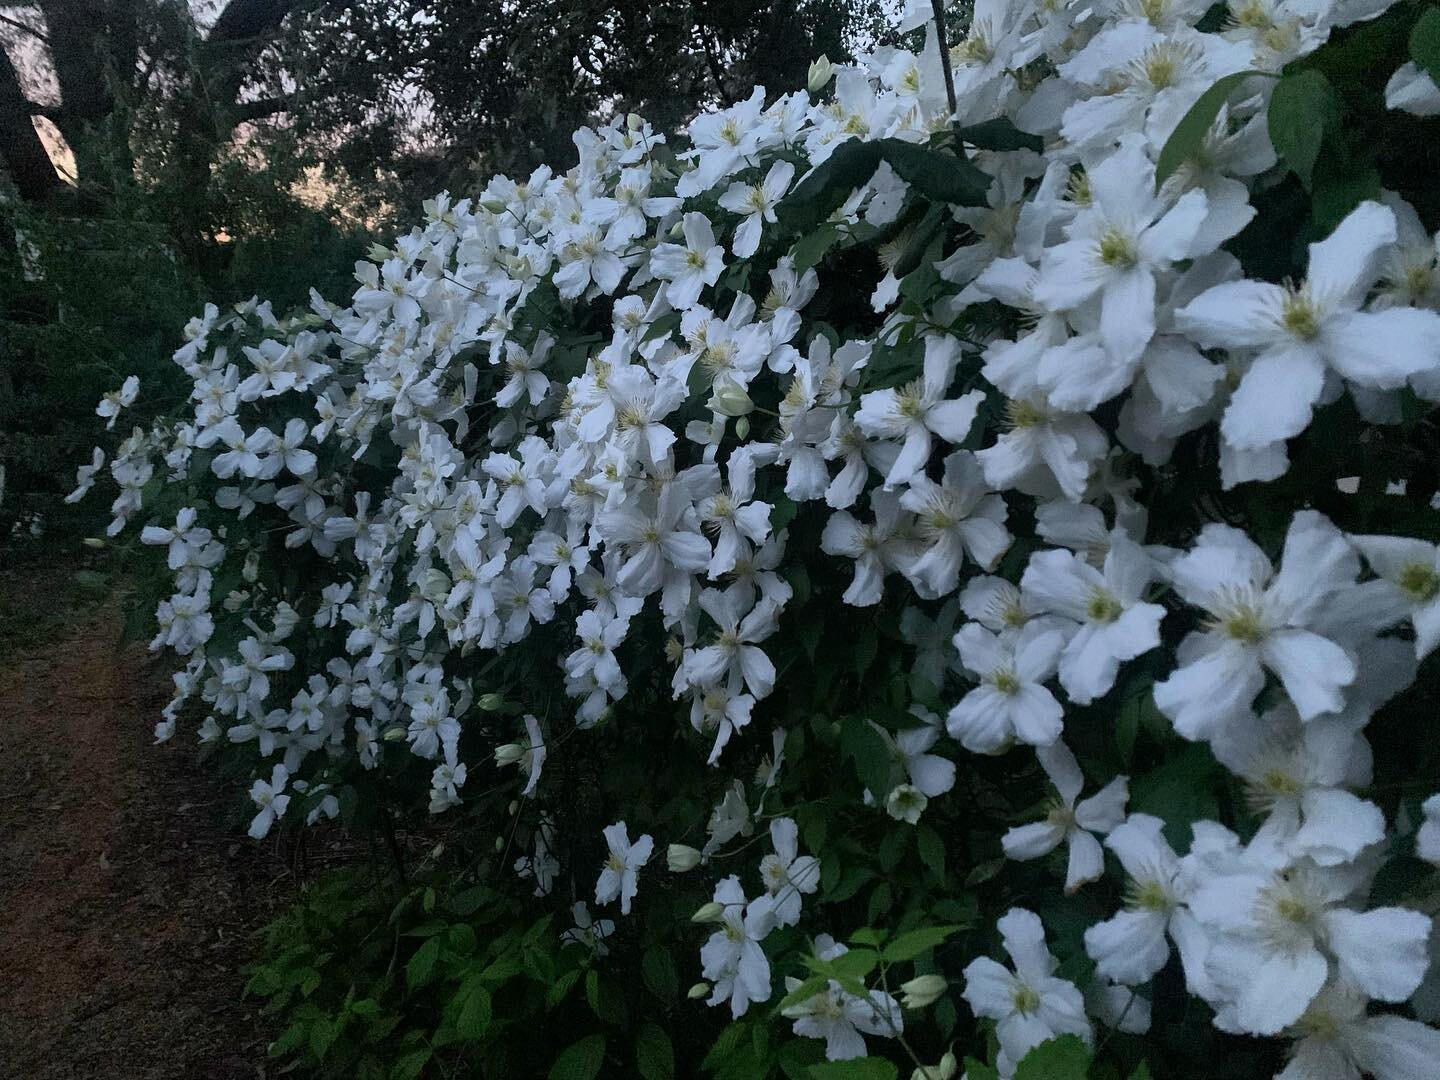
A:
[
  {"left": 390, "top": 1048, "right": 432, "bottom": 1080},
  {"left": 642, "top": 946, "right": 678, "bottom": 1003},
  {"left": 703, "top": 1023, "right": 747, "bottom": 1070},
  {"left": 637, "top": 1022, "right": 675, "bottom": 1080},
  {"left": 547, "top": 967, "right": 583, "bottom": 1007},
  {"left": 1013, "top": 1034, "right": 1092, "bottom": 1080},
  {"left": 456, "top": 985, "right": 491, "bottom": 1040},
  {"left": 1268, "top": 69, "right": 1341, "bottom": 188},
  {"left": 550, "top": 1034, "right": 607, "bottom": 1080},
  {"left": 405, "top": 937, "right": 440, "bottom": 990},
  {"left": 1156, "top": 71, "right": 1273, "bottom": 186},
  {"left": 881, "top": 924, "right": 961, "bottom": 963}
]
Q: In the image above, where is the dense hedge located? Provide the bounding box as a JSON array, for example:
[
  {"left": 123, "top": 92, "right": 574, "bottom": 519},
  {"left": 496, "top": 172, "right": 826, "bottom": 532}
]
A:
[{"left": 69, "top": 2, "right": 1440, "bottom": 1078}]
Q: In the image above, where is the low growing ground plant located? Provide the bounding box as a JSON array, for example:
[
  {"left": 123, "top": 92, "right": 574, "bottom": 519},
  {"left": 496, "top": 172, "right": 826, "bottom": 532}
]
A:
[{"left": 69, "top": 1, "right": 1440, "bottom": 1077}]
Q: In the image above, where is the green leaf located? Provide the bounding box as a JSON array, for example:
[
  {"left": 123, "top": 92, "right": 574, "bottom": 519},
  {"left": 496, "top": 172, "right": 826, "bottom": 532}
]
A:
[
  {"left": 637, "top": 1022, "right": 675, "bottom": 1080},
  {"left": 792, "top": 222, "right": 842, "bottom": 274},
  {"left": 841, "top": 715, "right": 893, "bottom": 797},
  {"left": 308, "top": 1017, "right": 337, "bottom": 1062},
  {"left": 891, "top": 201, "right": 947, "bottom": 279},
  {"left": 950, "top": 118, "right": 1044, "bottom": 152},
  {"left": 1411, "top": 8, "right": 1440, "bottom": 85},
  {"left": 822, "top": 947, "right": 879, "bottom": 982},
  {"left": 1013, "top": 1034, "right": 1092, "bottom": 1080},
  {"left": 876, "top": 138, "right": 990, "bottom": 205},
  {"left": 777, "top": 140, "right": 886, "bottom": 234},
  {"left": 1156, "top": 70, "right": 1273, "bottom": 186},
  {"left": 1267, "top": 69, "right": 1341, "bottom": 188},
  {"left": 810, "top": 1058, "right": 899, "bottom": 1080},
  {"left": 770, "top": 495, "right": 799, "bottom": 532},
  {"left": 776, "top": 138, "right": 988, "bottom": 236},
  {"left": 456, "top": 985, "right": 492, "bottom": 1040},
  {"left": 642, "top": 946, "right": 679, "bottom": 1003},
  {"left": 550, "top": 1034, "right": 607, "bottom": 1080},
  {"left": 881, "top": 924, "right": 961, "bottom": 963},
  {"left": 547, "top": 967, "right": 583, "bottom": 1007},
  {"left": 586, "top": 969, "right": 627, "bottom": 1025},
  {"left": 964, "top": 1060, "right": 1000, "bottom": 1080},
  {"left": 778, "top": 972, "right": 831, "bottom": 1012},
  {"left": 916, "top": 825, "right": 946, "bottom": 881},
  {"left": 1310, "top": 160, "right": 1382, "bottom": 235},
  {"left": 405, "top": 937, "right": 440, "bottom": 991},
  {"left": 1127, "top": 1065, "right": 1153, "bottom": 1080},
  {"left": 390, "top": 1049, "right": 432, "bottom": 1080},
  {"left": 854, "top": 622, "right": 879, "bottom": 678},
  {"left": 703, "top": 1023, "right": 748, "bottom": 1070},
  {"left": 642, "top": 311, "right": 682, "bottom": 344},
  {"left": 1131, "top": 742, "right": 1221, "bottom": 849}
]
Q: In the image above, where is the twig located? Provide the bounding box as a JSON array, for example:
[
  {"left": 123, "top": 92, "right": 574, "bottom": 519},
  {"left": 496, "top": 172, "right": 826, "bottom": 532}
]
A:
[
  {"left": 929, "top": 0, "right": 959, "bottom": 125},
  {"left": 0, "top": 12, "right": 47, "bottom": 44}
]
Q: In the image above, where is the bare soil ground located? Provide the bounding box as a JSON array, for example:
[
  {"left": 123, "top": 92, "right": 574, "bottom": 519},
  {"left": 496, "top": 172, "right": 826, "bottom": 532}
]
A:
[{"left": 0, "top": 588, "right": 291, "bottom": 1080}]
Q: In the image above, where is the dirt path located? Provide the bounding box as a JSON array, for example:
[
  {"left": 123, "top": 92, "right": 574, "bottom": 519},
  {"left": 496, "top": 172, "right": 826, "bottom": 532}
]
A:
[{"left": 0, "top": 598, "right": 290, "bottom": 1080}]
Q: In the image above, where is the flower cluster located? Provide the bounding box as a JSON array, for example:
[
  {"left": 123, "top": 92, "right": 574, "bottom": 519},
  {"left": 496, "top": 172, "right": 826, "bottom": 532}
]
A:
[{"left": 74, "top": 0, "right": 1440, "bottom": 1075}]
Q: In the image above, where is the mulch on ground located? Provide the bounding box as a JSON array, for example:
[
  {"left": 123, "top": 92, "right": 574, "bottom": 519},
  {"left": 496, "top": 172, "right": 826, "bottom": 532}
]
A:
[{"left": 0, "top": 595, "right": 292, "bottom": 1080}]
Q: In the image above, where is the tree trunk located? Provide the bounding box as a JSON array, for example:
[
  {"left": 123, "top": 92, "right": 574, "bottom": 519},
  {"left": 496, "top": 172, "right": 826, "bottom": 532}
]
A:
[{"left": 0, "top": 45, "right": 63, "bottom": 203}]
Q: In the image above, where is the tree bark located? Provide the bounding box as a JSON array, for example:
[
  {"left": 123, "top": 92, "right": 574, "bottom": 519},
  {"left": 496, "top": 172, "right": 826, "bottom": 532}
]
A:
[{"left": 0, "top": 44, "right": 63, "bottom": 202}]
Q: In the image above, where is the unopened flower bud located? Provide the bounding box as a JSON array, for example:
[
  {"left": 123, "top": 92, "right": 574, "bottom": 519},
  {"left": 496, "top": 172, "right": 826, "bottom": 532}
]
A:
[
  {"left": 494, "top": 743, "right": 525, "bottom": 767},
  {"left": 366, "top": 242, "right": 392, "bottom": 262},
  {"left": 735, "top": 416, "right": 750, "bottom": 440},
  {"left": 668, "top": 844, "right": 702, "bottom": 872},
  {"left": 383, "top": 724, "right": 408, "bottom": 742},
  {"left": 708, "top": 379, "right": 754, "bottom": 418},
  {"left": 627, "top": 112, "right": 643, "bottom": 131},
  {"left": 494, "top": 835, "right": 505, "bottom": 851},
  {"left": 478, "top": 692, "right": 505, "bottom": 711},
  {"left": 691, "top": 901, "right": 725, "bottom": 923},
  {"left": 508, "top": 800, "right": 519, "bottom": 816},
  {"left": 808, "top": 55, "right": 835, "bottom": 93},
  {"left": 480, "top": 196, "right": 507, "bottom": 215},
  {"left": 911, "top": 1053, "right": 957, "bottom": 1080},
  {"left": 82, "top": 536, "right": 106, "bottom": 549},
  {"left": 899, "top": 974, "right": 948, "bottom": 1009},
  {"left": 687, "top": 981, "right": 711, "bottom": 999}
]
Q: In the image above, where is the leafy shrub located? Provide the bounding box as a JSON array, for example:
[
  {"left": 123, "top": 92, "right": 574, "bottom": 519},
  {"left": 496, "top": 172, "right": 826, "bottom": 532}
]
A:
[{"left": 69, "top": 1, "right": 1440, "bottom": 1078}]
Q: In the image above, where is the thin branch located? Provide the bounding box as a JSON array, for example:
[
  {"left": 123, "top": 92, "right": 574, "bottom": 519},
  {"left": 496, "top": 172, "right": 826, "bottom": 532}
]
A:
[
  {"left": 23, "top": 99, "right": 64, "bottom": 122},
  {"left": 929, "top": 0, "right": 958, "bottom": 124},
  {"left": 0, "top": 12, "right": 48, "bottom": 44},
  {"left": 232, "top": 94, "right": 291, "bottom": 122},
  {"left": 692, "top": 10, "right": 735, "bottom": 107}
]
